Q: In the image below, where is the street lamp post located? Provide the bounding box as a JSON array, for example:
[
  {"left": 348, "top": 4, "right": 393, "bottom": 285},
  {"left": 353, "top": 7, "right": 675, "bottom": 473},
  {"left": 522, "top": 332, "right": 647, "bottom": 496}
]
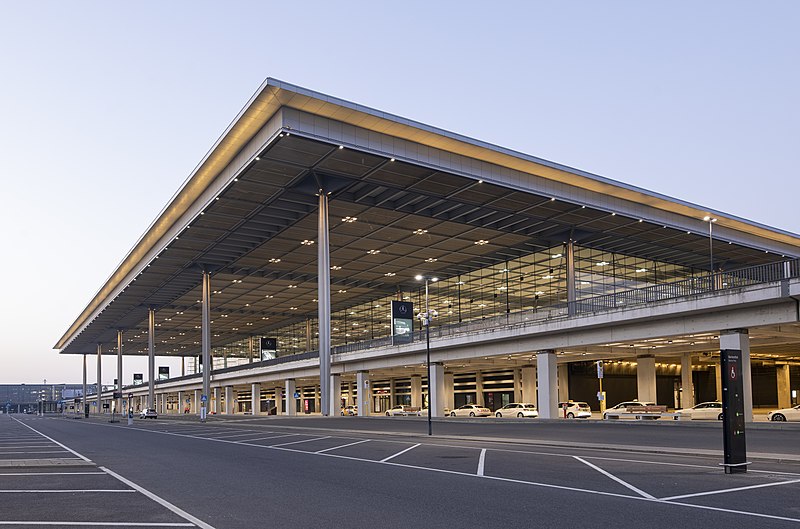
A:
[
  {"left": 415, "top": 274, "right": 438, "bottom": 436},
  {"left": 703, "top": 216, "right": 717, "bottom": 287}
]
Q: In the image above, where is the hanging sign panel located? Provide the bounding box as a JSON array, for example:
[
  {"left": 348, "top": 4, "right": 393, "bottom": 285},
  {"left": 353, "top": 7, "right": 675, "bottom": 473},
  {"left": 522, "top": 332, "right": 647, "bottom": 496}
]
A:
[
  {"left": 133, "top": 373, "right": 143, "bottom": 385},
  {"left": 157, "top": 367, "right": 169, "bottom": 381},
  {"left": 261, "top": 337, "right": 277, "bottom": 361},
  {"left": 391, "top": 301, "right": 414, "bottom": 345}
]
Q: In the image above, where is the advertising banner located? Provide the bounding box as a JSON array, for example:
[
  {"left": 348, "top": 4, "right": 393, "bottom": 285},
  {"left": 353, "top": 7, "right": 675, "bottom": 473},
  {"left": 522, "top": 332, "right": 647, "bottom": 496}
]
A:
[
  {"left": 157, "top": 366, "right": 169, "bottom": 381},
  {"left": 391, "top": 301, "right": 414, "bottom": 345},
  {"left": 133, "top": 373, "right": 143, "bottom": 385},
  {"left": 260, "top": 337, "right": 277, "bottom": 361}
]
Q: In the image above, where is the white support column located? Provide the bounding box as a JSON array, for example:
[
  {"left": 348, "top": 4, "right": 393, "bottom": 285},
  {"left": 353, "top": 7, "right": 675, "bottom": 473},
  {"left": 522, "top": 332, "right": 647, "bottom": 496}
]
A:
[
  {"left": 356, "top": 372, "right": 370, "bottom": 417},
  {"left": 329, "top": 375, "right": 341, "bottom": 416},
  {"left": 315, "top": 385, "right": 321, "bottom": 414},
  {"left": 777, "top": 364, "right": 791, "bottom": 409},
  {"left": 720, "top": 329, "right": 753, "bottom": 422},
  {"left": 521, "top": 366, "right": 537, "bottom": 406},
  {"left": 116, "top": 330, "right": 123, "bottom": 416},
  {"left": 537, "top": 351, "right": 558, "bottom": 418},
  {"left": 475, "top": 371, "right": 484, "bottom": 406},
  {"left": 224, "top": 386, "right": 234, "bottom": 415},
  {"left": 193, "top": 389, "right": 200, "bottom": 415},
  {"left": 714, "top": 363, "right": 722, "bottom": 402},
  {"left": 148, "top": 307, "right": 156, "bottom": 410},
  {"left": 274, "top": 387, "right": 283, "bottom": 415},
  {"left": 411, "top": 375, "right": 422, "bottom": 408},
  {"left": 389, "top": 379, "right": 396, "bottom": 407},
  {"left": 636, "top": 355, "right": 657, "bottom": 403},
  {"left": 430, "top": 363, "right": 445, "bottom": 417},
  {"left": 96, "top": 344, "right": 102, "bottom": 415},
  {"left": 213, "top": 387, "right": 221, "bottom": 415},
  {"left": 681, "top": 353, "right": 695, "bottom": 409},
  {"left": 201, "top": 270, "right": 212, "bottom": 419},
  {"left": 513, "top": 368, "right": 522, "bottom": 403},
  {"left": 178, "top": 391, "right": 184, "bottom": 414},
  {"left": 251, "top": 383, "right": 261, "bottom": 415},
  {"left": 82, "top": 354, "right": 87, "bottom": 416},
  {"left": 286, "top": 379, "right": 297, "bottom": 416},
  {"left": 444, "top": 372, "right": 454, "bottom": 411},
  {"left": 317, "top": 192, "right": 332, "bottom": 416},
  {"left": 557, "top": 365, "right": 569, "bottom": 403}
]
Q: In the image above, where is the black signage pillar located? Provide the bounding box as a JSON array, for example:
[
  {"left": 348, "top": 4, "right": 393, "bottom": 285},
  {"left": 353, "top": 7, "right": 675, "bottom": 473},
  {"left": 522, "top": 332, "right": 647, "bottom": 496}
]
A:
[
  {"left": 260, "top": 337, "right": 277, "bottom": 360},
  {"left": 721, "top": 349, "right": 748, "bottom": 474},
  {"left": 391, "top": 301, "right": 414, "bottom": 345}
]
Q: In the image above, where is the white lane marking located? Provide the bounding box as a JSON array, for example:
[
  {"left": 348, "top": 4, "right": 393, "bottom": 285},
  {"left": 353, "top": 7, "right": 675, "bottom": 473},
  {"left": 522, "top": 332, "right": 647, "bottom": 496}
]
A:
[
  {"left": 270, "top": 436, "right": 331, "bottom": 447},
  {"left": 0, "top": 489, "right": 135, "bottom": 493},
  {"left": 228, "top": 434, "right": 295, "bottom": 443},
  {"left": 380, "top": 443, "right": 420, "bottom": 463},
  {"left": 477, "top": 449, "right": 487, "bottom": 476},
  {"left": 573, "top": 456, "right": 655, "bottom": 499},
  {"left": 0, "top": 445, "right": 59, "bottom": 450},
  {"left": 11, "top": 418, "right": 91, "bottom": 462},
  {"left": 661, "top": 478, "right": 800, "bottom": 501},
  {"left": 101, "top": 466, "right": 215, "bottom": 529},
  {"left": 0, "top": 522, "right": 194, "bottom": 526},
  {"left": 0, "top": 472, "right": 106, "bottom": 476},
  {"left": 75, "top": 421, "right": 800, "bottom": 525},
  {"left": 195, "top": 430, "right": 256, "bottom": 438},
  {"left": 204, "top": 432, "right": 261, "bottom": 439},
  {"left": 316, "top": 439, "right": 370, "bottom": 454},
  {"left": 0, "top": 451, "right": 69, "bottom": 455}
]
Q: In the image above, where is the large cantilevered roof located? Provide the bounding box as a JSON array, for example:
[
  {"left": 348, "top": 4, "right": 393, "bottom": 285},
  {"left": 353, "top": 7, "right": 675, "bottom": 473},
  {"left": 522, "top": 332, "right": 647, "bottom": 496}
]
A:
[{"left": 55, "top": 78, "right": 800, "bottom": 356}]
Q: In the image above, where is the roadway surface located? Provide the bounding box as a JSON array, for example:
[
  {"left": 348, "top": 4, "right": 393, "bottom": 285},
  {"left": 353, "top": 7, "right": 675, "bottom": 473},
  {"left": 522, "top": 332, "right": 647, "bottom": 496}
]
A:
[{"left": 2, "top": 414, "right": 800, "bottom": 528}]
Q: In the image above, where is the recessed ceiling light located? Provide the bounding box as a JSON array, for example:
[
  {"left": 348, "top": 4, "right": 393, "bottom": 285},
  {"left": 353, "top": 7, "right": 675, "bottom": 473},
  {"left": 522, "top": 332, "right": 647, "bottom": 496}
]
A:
[
  {"left": 331, "top": 265, "right": 342, "bottom": 270},
  {"left": 301, "top": 240, "right": 314, "bottom": 246},
  {"left": 337, "top": 289, "right": 347, "bottom": 293},
  {"left": 425, "top": 258, "right": 438, "bottom": 263},
  {"left": 269, "top": 258, "right": 281, "bottom": 263},
  {"left": 635, "top": 268, "right": 648, "bottom": 273},
  {"left": 552, "top": 253, "right": 563, "bottom": 258},
  {"left": 342, "top": 216, "right": 357, "bottom": 223},
  {"left": 413, "top": 229, "right": 428, "bottom": 235},
  {"left": 475, "top": 240, "right": 489, "bottom": 245},
  {"left": 390, "top": 158, "right": 395, "bottom": 162},
  {"left": 384, "top": 272, "right": 396, "bottom": 277},
  {"left": 287, "top": 285, "right": 297, "bottom": 289},
  {"left": 367, "top": 249, "right": 381, "bottom": 255},
  {"left": 597, "top": 261, "right": 609, "bottom": 266},
  {"left": 338, "top": 145, "right": 344, "bottom": 149}
]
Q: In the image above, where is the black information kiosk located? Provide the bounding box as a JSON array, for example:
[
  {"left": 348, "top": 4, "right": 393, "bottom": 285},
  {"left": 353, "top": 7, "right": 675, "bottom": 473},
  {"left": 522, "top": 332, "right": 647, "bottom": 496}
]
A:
[{"left": 720, "top": 349, "right": 748, "bottom": 474}]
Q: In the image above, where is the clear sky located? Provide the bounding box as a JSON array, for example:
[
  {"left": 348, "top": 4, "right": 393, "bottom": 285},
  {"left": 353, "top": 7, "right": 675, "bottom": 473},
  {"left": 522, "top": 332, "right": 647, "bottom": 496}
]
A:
[{"left": 1, "top": 1, "right": 798, "bottom": 384}]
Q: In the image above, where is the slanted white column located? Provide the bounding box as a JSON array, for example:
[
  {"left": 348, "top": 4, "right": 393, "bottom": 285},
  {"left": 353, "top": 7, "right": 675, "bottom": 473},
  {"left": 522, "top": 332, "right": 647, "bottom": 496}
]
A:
[
  {"left": 720, "top": 329, "right": 753, "bottom": 422},
  {"left": 537, "top": 351, "right": 558, "bottom": 418},
  {"left": 356, "top": 372, "right": 370, "bottom": 416},
  {"left": 444, "top": 372, "right": 454, "bottom": 411},
  {"left": 429, "top": 363, "right": 445, "bottom": 417},
  {"left": 411, "top": 375, "right": 422, "bottom": 408},
  {"left": 224, "top": 386, "right": 234, "bottom": 415},
  {"left": 329, "top": 375, "right": 341, "bottom": 416},
  {"left": 777, "top": 364, "right": 791, "bottom": 409},
  {"left": 475, "top": 371, "right": 484, "bottom": 406},
  {"left": 251, "top": 383, "right": 261, "bottom": 415},
  {"left": 681, "top": 353, "right": 694, "bottom": 409},
  {"left": 557, "top": 365, "right": 569, "bottom": 403},
  {"left": 274, "top": 387, "right": 283, "bottom": 415},
  {"left": 521, "top": 366, "right": 537, "bottom": 406},
  {"left": 637, "top": 356, "right": 657, "bottom": 403},
  {"left": 286, "top": 379, "right": 297, "bottom": 416}
]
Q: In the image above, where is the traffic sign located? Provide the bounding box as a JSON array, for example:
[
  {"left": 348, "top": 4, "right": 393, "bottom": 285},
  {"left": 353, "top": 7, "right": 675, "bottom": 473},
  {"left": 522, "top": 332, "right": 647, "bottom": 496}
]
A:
[
  {"left": 293, "top": 392, "right": 300, "bottom": 399},
  {"left": 200, "top": 394, "right": 208, "bottom": 402},
  {"left": 128, "top": 393, "right": 133, "bottom": 399},
  {"left": 596, "top": 361, "right": 604, "bottom": 379}
]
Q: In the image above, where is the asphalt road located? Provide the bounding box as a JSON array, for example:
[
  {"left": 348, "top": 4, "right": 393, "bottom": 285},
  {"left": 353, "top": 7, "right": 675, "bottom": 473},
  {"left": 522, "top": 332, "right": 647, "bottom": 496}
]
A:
[{"left": 3, "top": 414, "right": 800, "bottom": 528}]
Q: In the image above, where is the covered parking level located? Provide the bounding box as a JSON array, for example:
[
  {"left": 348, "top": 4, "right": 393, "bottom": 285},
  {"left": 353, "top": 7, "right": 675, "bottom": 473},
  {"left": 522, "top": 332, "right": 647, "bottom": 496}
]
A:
[{"left": 55, "top": 79, "right": 800, "bottom": 424}]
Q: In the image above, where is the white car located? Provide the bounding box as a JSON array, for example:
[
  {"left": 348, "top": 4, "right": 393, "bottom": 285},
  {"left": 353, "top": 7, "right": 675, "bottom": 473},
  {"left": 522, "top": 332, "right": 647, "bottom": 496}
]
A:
[
  {"left": 495, "top": 403, "right": 539, "bottom": 418},
  {"left": 340, "top": 405, "right": 357, "bottom": 416},
  {"left": 674, "top": 401, "right": 723, "bottom": 420},
  {"left": 602, "top": 401, "right": 654, "bottom": 420},
  {"left": 767, "top": 405, "right": 800, "bottom": 422},
  {"left": 385, "top": 405, "right": 414, "bottom": 416},
  {"left": 558, "top": 402, "right": 592, "bottom": 419},
  {"left": 139, "top": 408, "right": 158, "bottom": 419},
  {"left": 450, "top": 404, "right": 492, "bottom": 417}
]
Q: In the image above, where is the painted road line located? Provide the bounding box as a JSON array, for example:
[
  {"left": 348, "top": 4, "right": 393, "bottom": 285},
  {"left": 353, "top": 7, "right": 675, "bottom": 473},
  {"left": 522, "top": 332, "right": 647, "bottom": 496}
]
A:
[
  {"left": 477, "top": 449, "right": 487, "bottom": 476},
  {"left": 0, "top": 472, "right": 106, "bottom": 476},
  {"left": 0, "top": 451, "right": 69, "bottom": 455},
  {"left": 0, "top": 522, "right": 195, "bottom": 526},
  {"left": 315, "top": 439, "right": 370, "bottom": 454},
  {"left": 380, "top": 443, "right": 420, "bottom": 463},
  {"left": 270, "top": 436, "right": 332, "bottom": 447},
  {"left": 233, "top": 434, "right": 300, "bottom": 442},
  {"left": 101, "top": 467, "right": 216, "bottom": 529},
  {"left": 573, "top": 456, "right": 656, "bottom": 500},
  {"left": 11, "top": 418, "right": 91, "bottom": 463},
  {"left": 0, "top": 489, "right": 136, "bottom": 493},
  {"left": 660, "top": 478, "right": 800, "bottom": 501}
]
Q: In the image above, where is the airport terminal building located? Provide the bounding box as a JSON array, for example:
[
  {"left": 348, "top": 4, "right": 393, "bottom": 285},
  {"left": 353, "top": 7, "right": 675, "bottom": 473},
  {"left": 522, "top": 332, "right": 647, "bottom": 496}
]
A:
[{"left": 55, "top": 79, "right": 800, "bottom": 422}]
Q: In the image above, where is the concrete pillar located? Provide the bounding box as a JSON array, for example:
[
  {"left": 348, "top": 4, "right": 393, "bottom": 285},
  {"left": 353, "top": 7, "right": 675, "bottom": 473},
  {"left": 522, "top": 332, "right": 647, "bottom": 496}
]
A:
[
  {"left": 286, "top": 379, "right": 297, "bottom": 416},
  {"left": 329, "top": 375, "right": 341, "bottom": 416},
  {"left": 251, "top": 383, "right": 261, "bottom": 415},
  {"left": 521, "top": 366, "right": 537, "bottom": 406},
  {"left": 348, "top": 381, "right": 355, "bottom": 406},
  {"left": 96, "top": 344, "right": 102, "bottom": 415},
  {"left": 315, "top": 384, "right": 321, "bottom": 414},
  {"left": 714, "top": 363, "right": 722, "bottom": 402},
  {"left": 201, "top": 270, "right": 212, "bottom": 419},
  {"left": 778, "top": 364, "right": 791, "bottom": 409},
  {"left": 430, "top": 363, "right": 445, "bottom": 417},
  {"left": 444, "top": 372, "right": 454, "bottom": 411},
  {"left": 513, "top": 368, "right": 522, "bottom": 403},
  {"left": 178, "top": 391, "right": 184, "bottom": 414},
  {"left": 213, "top": 387, "right": 221, "bottom": 415},
  {"left": 537, "top": 351, "right": 558, "bottom": 419},
  {"left": 720, "top": 329, "right": 753, "bottom": 422},
  {"left": 636, "top": 355, "right": 657, "bottom": 403},
  {"left": 82, "top": 354, "right": 87, "bottom": 416},
  {"left": 356, "top": 372, "right": 370, "bottom": 416},
  {"left": 224, "top": 386, "right": 234, "bottom": 415},
  {"left": 274, "top": 387, "right": 283, "bottom": 415},
  {"left": 681, "top": 353, "right": 694, "bottom": 409},
  {"left": 389, "top": 379, "right": 396, "bottom": 407},
  {"left": 148, "top": 308, "right": 155, "bottom": 410},
  {"left": 193, "top": 389, "right": 200, "bottom": 415},
  {"left": 318, "top": 192, "right": 332, "bottom": 417},
  {"left": 557, "top": 365, "right": 569, "bottom": 403},
  {"left": 116, "top": 330, "right": 123, "bottom": 416},
  {"left": 411, "top": 375, "right": 422, "bottom": 408},
  {"left": 475, "top": 371, "right": 484, "bottom": 406}
]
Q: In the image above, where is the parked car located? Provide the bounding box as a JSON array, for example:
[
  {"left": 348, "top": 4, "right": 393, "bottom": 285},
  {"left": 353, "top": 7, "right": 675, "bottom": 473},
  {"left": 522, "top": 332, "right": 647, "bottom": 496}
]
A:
[
  {"left": 415, "top": 408, "right": 451, "bottom": 416},
  {"left": 674, "top": 401, "right": 723, "bottom": 420},
  {"left": 602, "top": 401, "right": 654, "bottom": 420},
  {"left": 139, "top": 408, "right": 158, "bottom": 419},
  {"left": 495, "top": 403, "right": 539, "bottom": 418},
  {"left": 767, "top": 405, "right": 800, "bottom": 422},
  {"left": 386, "top": 405, "right": 413, "bottom": 416},
  {"left": 340, "top": 405, "right": 357, "bottom": 416},
  {"left": 559, "top": 401, "right": 592, "bottom": 419},
  {"left": 450, "top": 404, "right": 491, "bottom": 417}
]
